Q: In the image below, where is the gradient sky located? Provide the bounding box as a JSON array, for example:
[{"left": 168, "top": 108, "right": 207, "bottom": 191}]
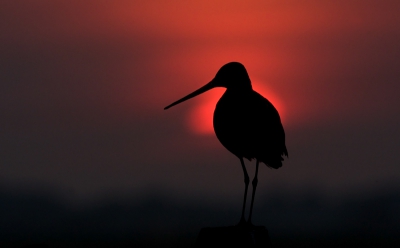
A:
[{"left": 1, "top": 0, "right": 400, "bottom": 208}]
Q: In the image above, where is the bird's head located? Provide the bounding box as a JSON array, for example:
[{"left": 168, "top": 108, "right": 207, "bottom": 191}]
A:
[
  {"left": 213, "top": 62, "right": 252, "bottom": 90},
  {"left": 164, "top": 62, "right": 252, "bottom": 110}
]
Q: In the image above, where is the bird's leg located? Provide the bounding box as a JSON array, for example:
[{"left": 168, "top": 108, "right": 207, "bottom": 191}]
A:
[
  {"left": 248, "top": 159, "right": 260, "bottom": 225},
  {"left": 239, "top": 157, "right": 249, "bottom": 225}
]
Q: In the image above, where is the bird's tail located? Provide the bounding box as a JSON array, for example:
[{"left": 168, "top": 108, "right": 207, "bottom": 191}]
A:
[
  {"left": 267, "top": 160, "right": 283, "bottom": 169},
  {"left": 263, "top": 148, "right": 287, "bottom": 169}
]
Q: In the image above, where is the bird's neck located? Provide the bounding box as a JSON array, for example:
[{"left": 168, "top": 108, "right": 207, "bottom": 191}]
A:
[{"left": 226, "top": 84, "right": 253, "bottom": 92}]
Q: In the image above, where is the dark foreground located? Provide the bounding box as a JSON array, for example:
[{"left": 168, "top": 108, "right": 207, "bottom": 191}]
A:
[
  {"left": 3, "top": 236, "right": 400, "bottom": 248},
  {"left": 2, "top": 187, "right": 400, "bottom": 247}
]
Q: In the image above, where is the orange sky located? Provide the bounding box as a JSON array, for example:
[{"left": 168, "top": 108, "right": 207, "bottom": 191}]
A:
[
  {"left": 1, "top": 0, "right": 400, "bottom": 202},
  {"left": 2, "top": 0, "right": 399, "bottom": 131}
]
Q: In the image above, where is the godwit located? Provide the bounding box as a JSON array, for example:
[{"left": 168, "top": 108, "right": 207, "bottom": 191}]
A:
[{"left": 165, "top": 62, "right": 288, "bottom": 225}]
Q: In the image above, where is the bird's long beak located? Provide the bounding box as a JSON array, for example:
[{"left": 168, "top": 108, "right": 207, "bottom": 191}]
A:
[{"left": 164, "top": 80, "right": 216, "bottom": 110}]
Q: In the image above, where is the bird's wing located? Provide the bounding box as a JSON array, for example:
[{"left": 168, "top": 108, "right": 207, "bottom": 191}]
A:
[{"left": 249, "top": 91, "right": 288, "bottom": 166}]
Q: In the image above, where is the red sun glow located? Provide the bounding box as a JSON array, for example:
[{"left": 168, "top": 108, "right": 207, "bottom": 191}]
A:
[{"left": 187, "top": 80, "right": 285, "bottom": 135}]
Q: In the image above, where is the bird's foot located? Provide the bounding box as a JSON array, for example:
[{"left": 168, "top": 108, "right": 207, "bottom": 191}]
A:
[
  {"left": 237, "top": 218, "right": 247, "bottom": 227},
  {"left": 236, "top": 219, "right": 256, "bottom": 230},
  {"left": 246, "top": 220, "right": 256, "bottom": 228}
]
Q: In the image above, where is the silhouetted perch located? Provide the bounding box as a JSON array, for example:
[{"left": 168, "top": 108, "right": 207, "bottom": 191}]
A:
[{"left": 195, "top": 225, "right": 270, "bottom": 247}]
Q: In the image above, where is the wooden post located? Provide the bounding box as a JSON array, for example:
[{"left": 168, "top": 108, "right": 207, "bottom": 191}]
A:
[{"left": 195, "top": 225, "right": 271, "bottom": 247}]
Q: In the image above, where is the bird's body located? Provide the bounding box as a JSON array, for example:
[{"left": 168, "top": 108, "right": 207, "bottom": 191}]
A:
[
  {"left": 214, "top": 88, "right": 287, "bottom": 169},
  {"left": 165, "top": 62, "right": 288, "bottom": 226}
]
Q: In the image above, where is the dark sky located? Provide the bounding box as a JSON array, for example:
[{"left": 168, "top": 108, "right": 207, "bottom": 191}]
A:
[{"left": 1, "top": 1, "right": 400, "bottom": 240}]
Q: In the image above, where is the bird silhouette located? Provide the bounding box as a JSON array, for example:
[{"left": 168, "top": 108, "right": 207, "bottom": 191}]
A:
[{"left": 165, "top": 62, "right": 288, "bottom": 226}]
